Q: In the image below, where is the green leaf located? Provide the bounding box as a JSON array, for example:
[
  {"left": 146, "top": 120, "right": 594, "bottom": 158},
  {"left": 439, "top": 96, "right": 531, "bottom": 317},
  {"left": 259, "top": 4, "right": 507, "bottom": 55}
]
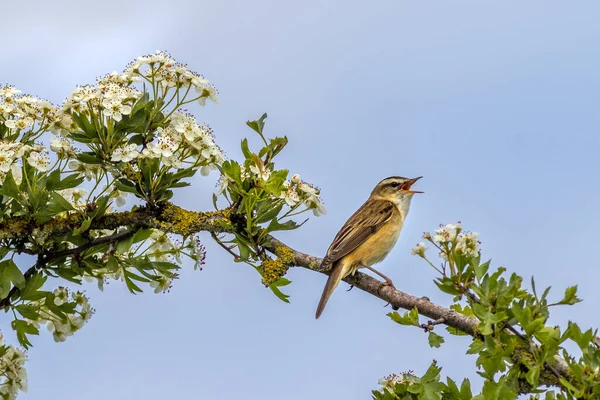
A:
[
  {"left": 268, "top": 136, "right": 288, "bottom": 158},
  {"left": 116, "top": 235, "right": 134, "bottom": 254},
  {"left": 20, "top": 273, "right": 48, "bottom": 301},
  {"left": 132, "top": 229, "right": 153, "bottom": 244},
  {"left": 115, "top": 179, "right": 139, "bottom": 195},
  {"left": 434, "top": 278, "right": 462, "bottom": 296},
  {"left": 50, "top": 192, "right": 75, "bottom": 212},
  {"left": 246, "top": 113, "right": 268, "bottom": 135},
  {"left": 466, "top": 339, "right": 485, "bottom": 354},
  {"left": 388, "top": 307, "right": 419, "bottom": 327},
  {"left": 123, "top": 270, "right": 143, "bottom": 294},
  {"left": 77, "top": 152, "right": 104, "bottom": 164},
  {"left": 73, "top": 217, "right": 93, "bottom": 235},
  {"left": 428, "top": 332, "right": 444, "bottom": 348},
  {"left": 94, "top": 195, "right": 111, "bottom": 218},
  {"left": 524, "top": 317, "right": 546, "bottom": 336},
  {"left": 5, "top": 260, "right": 25, "bottom": 289},
  {"left": 269, "top": 282, "right": 290, "bottom": 303},
  {"left": 15, "top": 304, "right": 40, "bottom": 320},
  {"left": 0, "top": 171, "right": 20, "bottom": 200},
  {"left": 50, "top": 173, "right": 84, "bottom": 191},
  {"left": 474, "top": 260, "right": 490, "bottom": 281},
  {"left": 558, "top": 285, "right": 582, "bottom": 306},
  {"left": 525, "top": 365, "right": 540, "bottom": 386},
  {"left": 11, "top": 319, "right": 38, "bottom": 349},
  {"left": 0, "top": 260, "right": 25, "bottom": 297},
  {"left": 266, "top": 218, "right": 299, "bottom": 232},
  {"left": 255, "top": 202, "right": 284, "bottom": 224},
  {"left": 240, "top": 138, "right": 252, "bottom": 159}
]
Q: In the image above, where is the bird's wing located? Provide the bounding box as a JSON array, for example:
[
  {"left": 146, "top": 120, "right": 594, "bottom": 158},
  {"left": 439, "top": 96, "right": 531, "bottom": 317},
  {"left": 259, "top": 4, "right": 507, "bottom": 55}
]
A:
[{"left": 320, "top": 199, "right": 396, "bottom": 267}]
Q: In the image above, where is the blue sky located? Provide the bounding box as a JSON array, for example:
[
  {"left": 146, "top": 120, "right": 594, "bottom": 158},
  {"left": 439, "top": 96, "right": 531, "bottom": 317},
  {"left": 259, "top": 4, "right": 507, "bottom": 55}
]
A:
[{"left": 3, "top": 1, "right": 600, "bottom": 399}]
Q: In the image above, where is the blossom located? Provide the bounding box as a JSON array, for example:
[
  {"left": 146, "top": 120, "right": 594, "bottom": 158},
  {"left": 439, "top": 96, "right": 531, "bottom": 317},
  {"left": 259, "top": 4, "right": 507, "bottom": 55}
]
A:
[
  {"left": 291, "top": 174, "right": 301, "bottom": 184},
  {"left": 10, "top": 164, "right": 22, "bottom": 184},
  {"left": 279, "top": 181, "right": 301, "bottom": 207},
  {"left": 455, "top": 231, "right": 480, "bottom": 257},
  {"left": 0, "top": 345, "right": 28, "bottom": 398},
  {"left": 147, "top": 128, "right": 178, "bottom": 158},
  {"left": 216, "top": 174, "right": 232, "bottom": 195},
  {"left": 111, "top": 144, "right": 139, "bottom": 162},
  {"left": 107, "top": 186, "right": 127, "bottom": 207},
  {"left": 197, "top": 86, "right": 219, "bottom": 106},
  {"left": 68, "top": 160, "right": 97, "bottom": 181},
  {"left": 0, "top": 86, "right": 22, "bottom": 98},
  {"left": 0, "top": 150, "right": 15, "bottom": 173},
  {"left": 434, "top": 223, "right": 460, "bottom": 244},
  {"left": 149, "top": 230, "right": 175, "bottom": 252},
  {"left": 102, "top": 99, "right": 132, "bottom": 122},
  {"left": 149, "top": 276, "right": 172, "bottom": 293},
  {"left": 53, "top": 287, "right": 69, "bottom": 306},
  {"left": 410, "top": 242, "right": 428, "bottom": 257},
  {"left": 26, "top": 151, "right": 50, "bottom": 172},
  {"left": 298, "top": 182, "right": 326, "bottom": 216},
  {"left": 163, "top": 156, "right": 181, "bottom": 168},
  {"left": 249, "top": 164, "right": 271, "bottom": 181}
]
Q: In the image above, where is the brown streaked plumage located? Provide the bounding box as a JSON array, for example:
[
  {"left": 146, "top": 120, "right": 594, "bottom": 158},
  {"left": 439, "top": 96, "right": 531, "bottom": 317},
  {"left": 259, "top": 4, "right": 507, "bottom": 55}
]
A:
[{"left": 315, "top": 176, "right": 422, "bottom": 319}]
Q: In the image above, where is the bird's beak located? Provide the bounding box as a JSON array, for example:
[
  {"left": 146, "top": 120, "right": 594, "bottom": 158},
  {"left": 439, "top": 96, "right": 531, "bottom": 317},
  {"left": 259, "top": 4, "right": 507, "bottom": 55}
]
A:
[{"left": 401, "top": 176, "right": 423, "bottom": 194}]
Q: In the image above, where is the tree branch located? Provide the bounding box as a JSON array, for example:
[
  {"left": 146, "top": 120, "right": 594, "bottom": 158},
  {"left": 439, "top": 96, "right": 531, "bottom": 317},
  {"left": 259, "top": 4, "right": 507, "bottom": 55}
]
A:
[{"left": 0, "top": 204, "right": 572, "bottom": 391}]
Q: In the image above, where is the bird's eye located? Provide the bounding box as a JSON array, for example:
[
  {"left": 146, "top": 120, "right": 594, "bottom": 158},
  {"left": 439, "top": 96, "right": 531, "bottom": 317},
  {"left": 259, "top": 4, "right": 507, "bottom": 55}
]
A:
[{"left": 390, "top": 182, "right": 400, "bottom": 188}]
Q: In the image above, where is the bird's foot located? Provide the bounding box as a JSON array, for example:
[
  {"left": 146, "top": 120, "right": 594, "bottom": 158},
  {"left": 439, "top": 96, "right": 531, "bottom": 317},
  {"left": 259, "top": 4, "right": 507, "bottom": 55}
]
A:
[{"left": 346, "top": 285, "right": 355, "bottom": 292}]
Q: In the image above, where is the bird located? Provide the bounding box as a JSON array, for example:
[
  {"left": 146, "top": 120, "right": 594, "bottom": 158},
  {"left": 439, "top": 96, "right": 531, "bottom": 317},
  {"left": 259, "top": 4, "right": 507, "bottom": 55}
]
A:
[{"left": 315, "top": 176, "right": 422, "bottom": 319}]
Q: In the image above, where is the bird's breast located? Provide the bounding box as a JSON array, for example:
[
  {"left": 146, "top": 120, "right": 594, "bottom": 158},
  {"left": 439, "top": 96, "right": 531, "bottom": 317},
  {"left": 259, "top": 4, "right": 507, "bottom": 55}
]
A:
[{"left": 343, "top": 211, "right": 404, "bottom": 271}]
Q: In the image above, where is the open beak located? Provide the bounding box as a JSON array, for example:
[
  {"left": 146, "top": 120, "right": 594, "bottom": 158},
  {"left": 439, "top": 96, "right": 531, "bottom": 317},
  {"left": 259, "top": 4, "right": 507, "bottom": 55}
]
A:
[{"left": 401, "top": 176, "right": 423, "bottom": 194}]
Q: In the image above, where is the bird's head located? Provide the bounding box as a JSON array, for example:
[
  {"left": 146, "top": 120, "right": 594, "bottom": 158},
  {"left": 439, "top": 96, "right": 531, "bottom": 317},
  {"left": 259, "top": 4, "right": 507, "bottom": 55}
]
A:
[{"left": 371, "top": 176, "right": 423, "bottom": 214}]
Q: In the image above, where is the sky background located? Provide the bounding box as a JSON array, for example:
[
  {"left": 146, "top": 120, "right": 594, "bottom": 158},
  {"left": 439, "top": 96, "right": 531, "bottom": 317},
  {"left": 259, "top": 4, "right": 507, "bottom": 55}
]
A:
[{"left": 2, "top": 1, "right": 600, "bottom": 399}]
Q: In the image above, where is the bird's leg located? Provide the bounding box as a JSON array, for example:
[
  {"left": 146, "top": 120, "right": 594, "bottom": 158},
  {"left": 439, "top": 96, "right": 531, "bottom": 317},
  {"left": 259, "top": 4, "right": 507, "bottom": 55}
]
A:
[{"left": 363, "top": 265, "right": 396, "bottom": 289}]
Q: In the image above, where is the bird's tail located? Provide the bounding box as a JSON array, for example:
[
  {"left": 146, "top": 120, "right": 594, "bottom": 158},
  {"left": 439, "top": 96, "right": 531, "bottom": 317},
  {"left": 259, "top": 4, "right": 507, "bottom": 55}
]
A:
[{"left": 315, "top": 262, "right": 350, "bottom": 319}]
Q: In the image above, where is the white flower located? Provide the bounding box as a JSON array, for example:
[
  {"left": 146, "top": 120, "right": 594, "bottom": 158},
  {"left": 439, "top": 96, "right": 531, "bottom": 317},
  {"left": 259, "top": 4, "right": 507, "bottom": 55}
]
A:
[
  {"left": 5, "top": 116, "right": 34, "bottom": 131},
  {"left": 53, "top": 287, "right": 69, "bottom": 306},
  {"left": 147, "top": 129, "right": 177, "bottom": 158},
  {"left": 71, "top": 188, "right": 88, "bottom": 203},
  {"left": 455, "top": 231, "right": 480, "bottom": 257},
  {"left": 149, "top": 230, "right": 174, "bottom": 252},
  {"left": 0, "top": 150, "right": 15, "bottom": 173},
  {"left": 150, "top": 276, "right": 172, "bottom": 293},
  {"left": 249, "top": 164, "right": 271, "bottom": 181},
  {"left": 102, "top": 99, "right": 132, "bottom": 122},
  {"left": 281, "top": 188, "right": 300, "bottom": 207},
  {"left": 171, "top": 112, "right": 201, "bottom": 141},
  {"left": 26, "top": 152, "right": 50, "bottom": 172},
  {"left": 297, "top": 182, "right": 326, "bottom": 215},
  {"left": 49, "top": 137, "right": 73, "bottom": 157},
  {"left": 312, "top": 204, "right": 327, "bottom": 216},
  {"left": 291, "top": 174, "right": 301, "bottom": 184},
  {"left": 410, "top": 242, "right": 428, "bottom": 257},
  {"left": 68, "top": 160, "right": 96, "bottom": 180},
  {"left": 215, "top": 175, "right": 232, "bottom": 196},
  {"left": 197, "top": 86, "right": 219, "bottom": 106},
  {"left": 163, "top": 156, "right": 181, "bottom": 168},
  {"left": 0, "top": 86, "right": 22, "bottom": 98},
  {"left": 111, "top": 143, "right": 139, "bottom": 162},
  {"left": 10, "top": 164, "right": 22, "bottom": 184},
  {"left": 107, "top": 186, "right": 127, "bottom": 207},
  {"left": 434, "top": 223, "right": 460, "bottom": 244}
]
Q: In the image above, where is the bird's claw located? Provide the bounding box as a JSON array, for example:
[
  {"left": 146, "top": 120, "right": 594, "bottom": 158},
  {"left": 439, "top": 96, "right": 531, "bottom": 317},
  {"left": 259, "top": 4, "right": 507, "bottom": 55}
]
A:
[{"left": 346, "top": 285, "right": 355, "bottom": 292}]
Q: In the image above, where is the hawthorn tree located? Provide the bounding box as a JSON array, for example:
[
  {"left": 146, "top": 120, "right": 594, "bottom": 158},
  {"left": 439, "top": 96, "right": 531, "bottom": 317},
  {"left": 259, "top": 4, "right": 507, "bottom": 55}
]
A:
[{"left": 0, "top": 52, "right": 597, "bottom": 400}]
